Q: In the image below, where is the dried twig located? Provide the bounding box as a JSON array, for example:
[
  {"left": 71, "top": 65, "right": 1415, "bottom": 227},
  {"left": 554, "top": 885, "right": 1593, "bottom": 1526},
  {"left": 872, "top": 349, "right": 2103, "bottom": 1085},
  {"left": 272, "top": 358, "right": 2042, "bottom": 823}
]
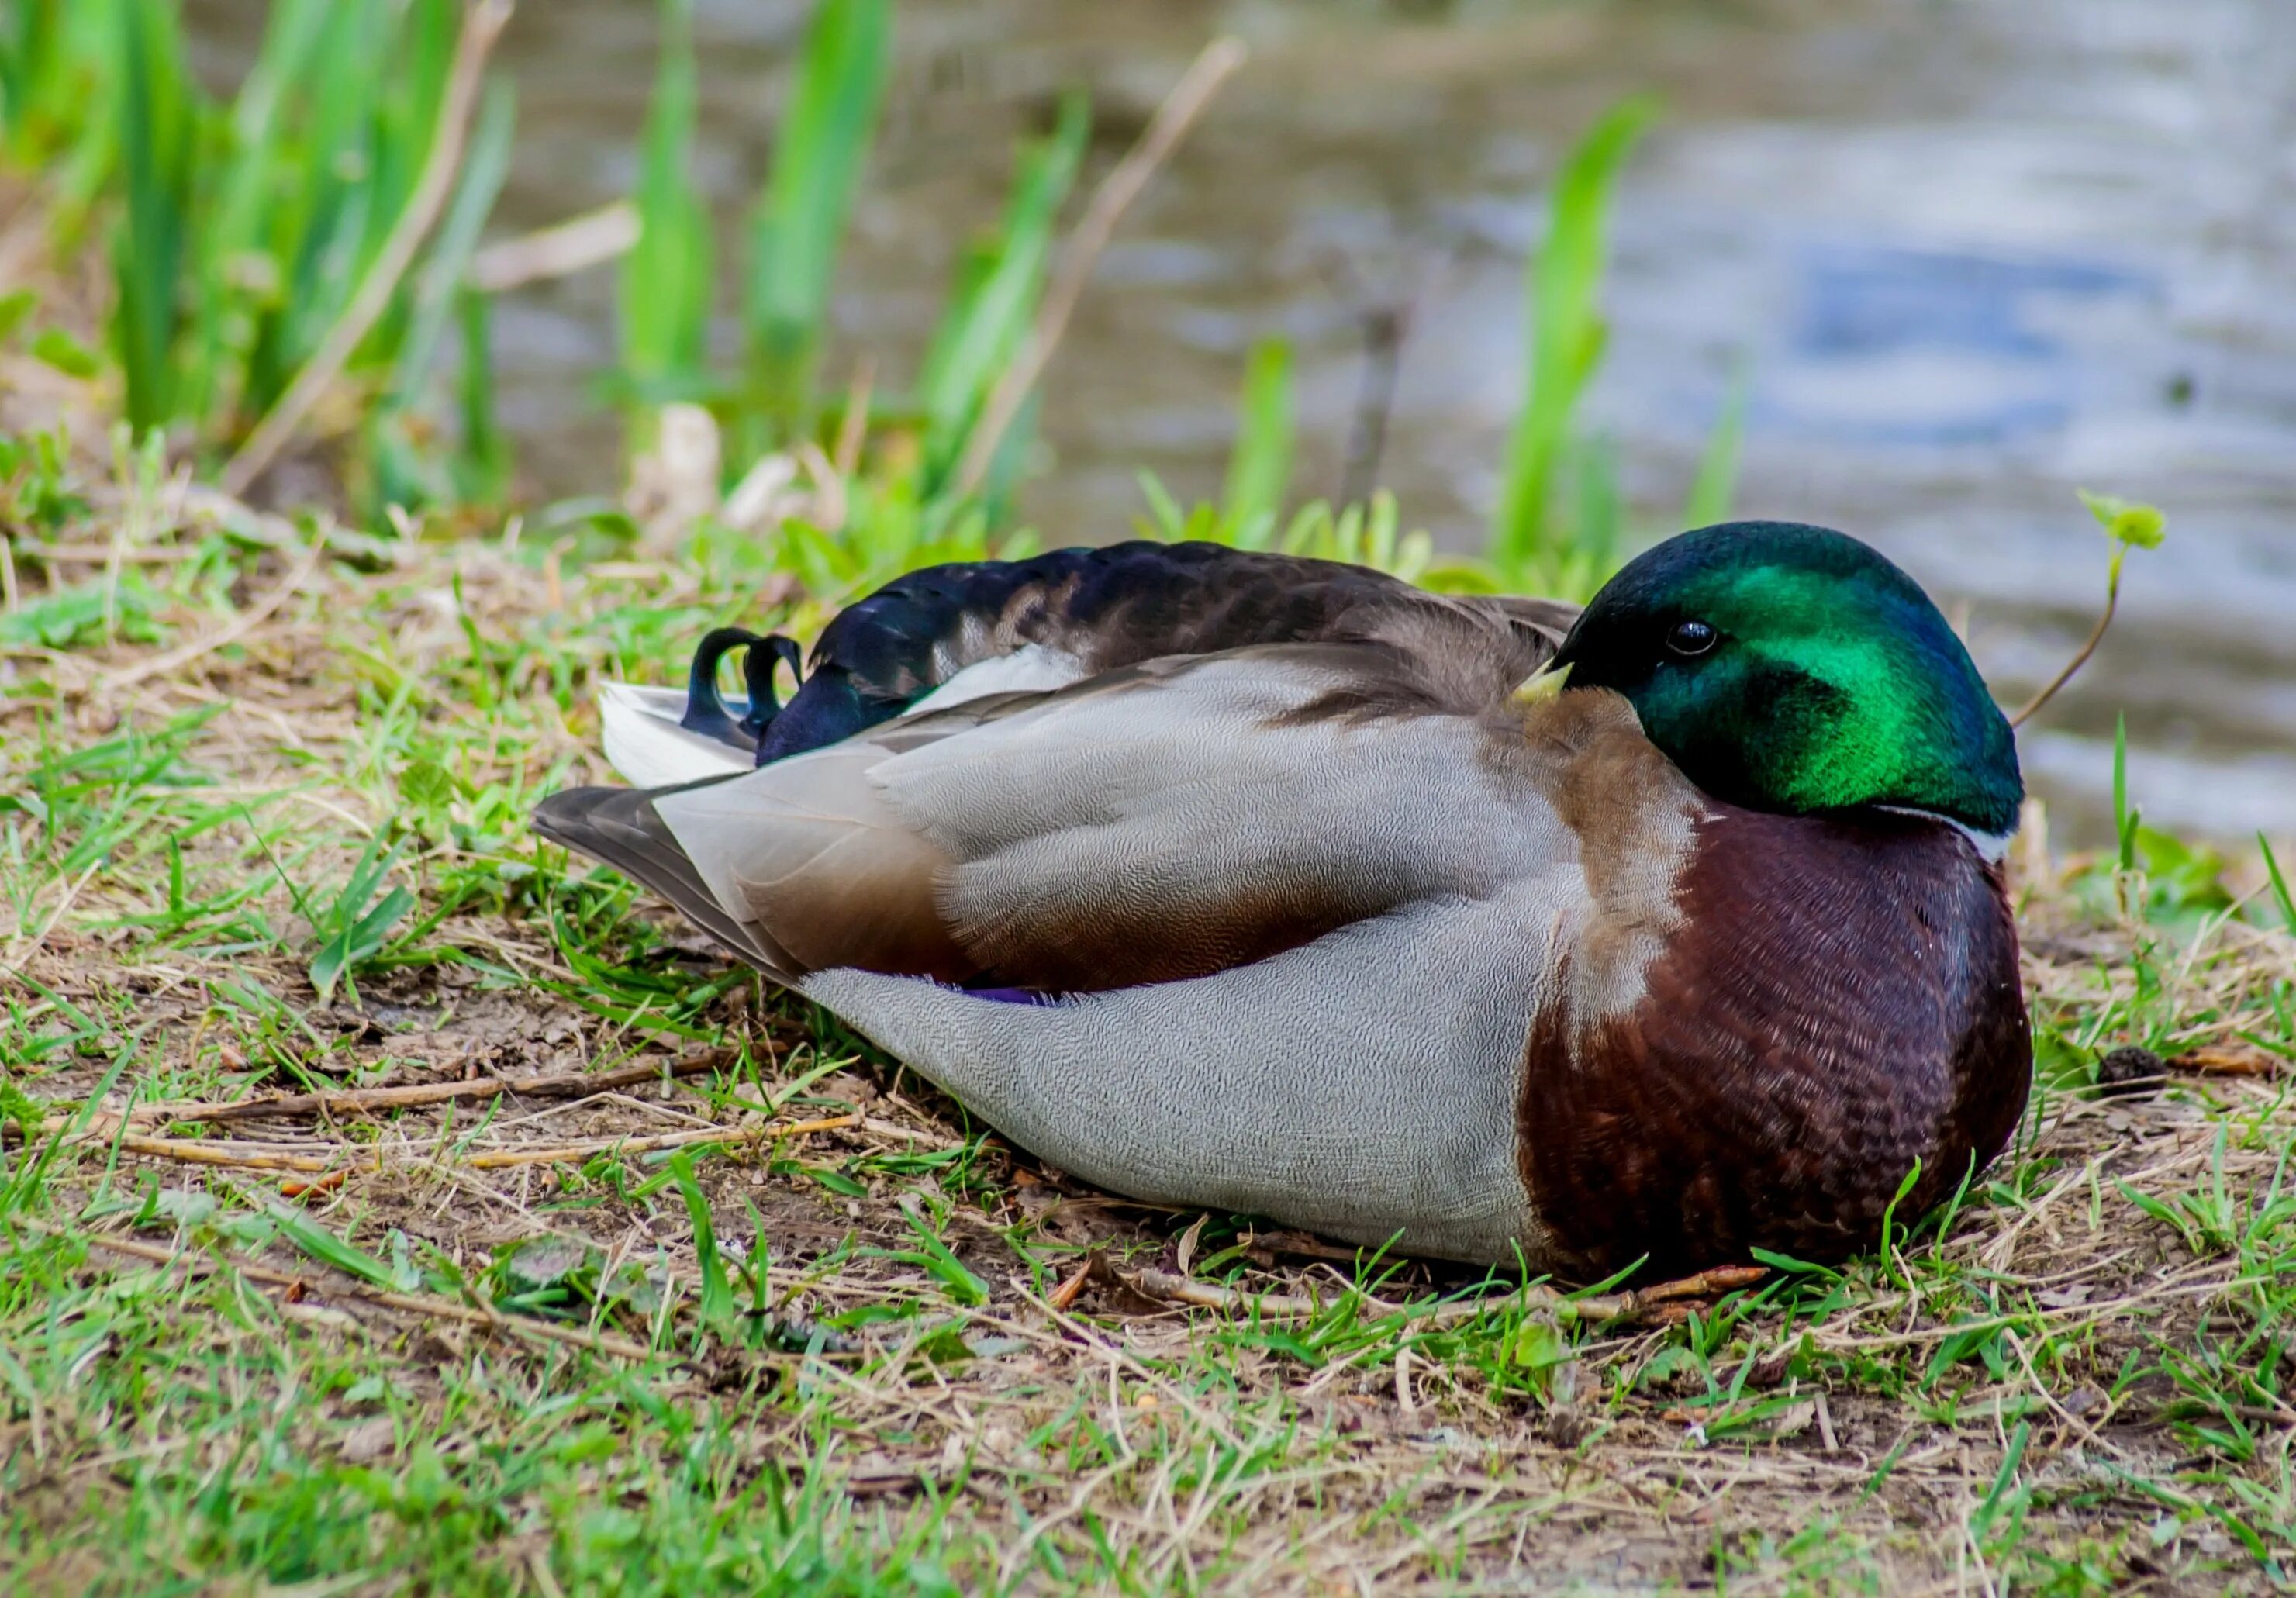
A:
[
  {"left": 95, "top": 532, "right": 330, "bottom": 691},
  {"left": 467, "top": 200, "right": 639, "bottom": 293},
  {"left": 115, "top": 1048, "right": 737, "bottom": 1130},
  {"left": 1121, "top": 1263, "right": 1766, "bottom": 1328},
  {"left": 857, "top": 1115, "right": 968, "bottom": 1151},
  {"left": 220, "top": 0, "right": 515, "bottom": 498},
  {"left": 952, "top": 36, "right": 1247, "bottom": 495},
  {"left": 107, "top": 1135, "right": 337, "bottom": 1174},
  {"left": 50, "top": 1111, "right": 858, "bottom": 1176},
  {"left": 2172, "top": 1044, "right": 2283, "bottom": 1079},
  {"left": 64, "top": 1228, "right": 660, "bottom": 1362},
  {"left": 461, "top": 1112, "right": 859, "bottom": 1169}
]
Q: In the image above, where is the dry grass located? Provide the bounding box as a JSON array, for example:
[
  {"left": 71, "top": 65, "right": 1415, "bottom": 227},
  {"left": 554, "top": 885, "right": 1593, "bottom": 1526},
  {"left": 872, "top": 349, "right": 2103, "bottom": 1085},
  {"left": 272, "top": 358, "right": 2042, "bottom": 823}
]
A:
[{"left": 3, "top": 444, "right": 2296, "bottom": 1594}]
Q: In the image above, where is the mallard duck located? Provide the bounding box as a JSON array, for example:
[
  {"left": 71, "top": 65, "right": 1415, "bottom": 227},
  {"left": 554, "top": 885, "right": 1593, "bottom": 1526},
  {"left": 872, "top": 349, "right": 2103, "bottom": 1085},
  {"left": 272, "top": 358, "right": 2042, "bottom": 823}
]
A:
[{"left": 536, "top": 523, "right": 2030, "bottom": 1278}]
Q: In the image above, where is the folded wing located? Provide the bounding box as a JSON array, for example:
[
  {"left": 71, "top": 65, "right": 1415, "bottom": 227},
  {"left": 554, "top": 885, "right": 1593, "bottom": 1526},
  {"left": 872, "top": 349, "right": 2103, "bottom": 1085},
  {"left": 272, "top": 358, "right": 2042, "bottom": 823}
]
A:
[{"left": 538, "top": 642, "right": 1577, "bottom": 992}]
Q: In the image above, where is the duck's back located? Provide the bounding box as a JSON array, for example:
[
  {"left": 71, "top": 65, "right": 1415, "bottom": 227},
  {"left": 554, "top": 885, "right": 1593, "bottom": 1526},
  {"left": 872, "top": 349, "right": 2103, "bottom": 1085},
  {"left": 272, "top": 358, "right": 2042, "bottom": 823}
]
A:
[{"left": 755, "top": 540, "right": 1578, "bottom": 762}]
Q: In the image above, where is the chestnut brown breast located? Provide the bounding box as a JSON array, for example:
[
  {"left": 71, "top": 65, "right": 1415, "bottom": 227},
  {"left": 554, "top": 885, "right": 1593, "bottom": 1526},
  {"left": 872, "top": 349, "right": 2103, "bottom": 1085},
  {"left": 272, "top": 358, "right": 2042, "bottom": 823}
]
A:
[{"left": 1519, "top": 807, "right": 2031, "bottom": 1279}]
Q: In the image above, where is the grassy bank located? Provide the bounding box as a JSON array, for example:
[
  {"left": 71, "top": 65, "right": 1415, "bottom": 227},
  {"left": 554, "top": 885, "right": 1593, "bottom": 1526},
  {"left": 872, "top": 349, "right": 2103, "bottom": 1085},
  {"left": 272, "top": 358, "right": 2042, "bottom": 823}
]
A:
[
  {"left": 5, "top": 1, "right": 2296, "bottom": 1592},
  {"left": 0, "top": 453, "right": 2291, "bottom": 1593}
]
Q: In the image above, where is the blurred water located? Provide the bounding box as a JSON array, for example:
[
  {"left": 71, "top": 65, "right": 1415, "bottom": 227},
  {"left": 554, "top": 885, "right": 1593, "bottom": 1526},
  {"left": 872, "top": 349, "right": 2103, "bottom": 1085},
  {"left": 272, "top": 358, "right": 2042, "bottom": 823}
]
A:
[{"left": 188, "top": 0, "right": 2296, "bottom": 844}]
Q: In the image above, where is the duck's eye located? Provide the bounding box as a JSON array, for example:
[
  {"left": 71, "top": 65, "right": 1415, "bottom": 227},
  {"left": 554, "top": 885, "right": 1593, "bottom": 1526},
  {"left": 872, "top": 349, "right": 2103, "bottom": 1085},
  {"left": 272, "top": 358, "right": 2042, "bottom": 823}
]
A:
[{"left": 1666, "top": 620, "right": 1718, "bottom": 658}]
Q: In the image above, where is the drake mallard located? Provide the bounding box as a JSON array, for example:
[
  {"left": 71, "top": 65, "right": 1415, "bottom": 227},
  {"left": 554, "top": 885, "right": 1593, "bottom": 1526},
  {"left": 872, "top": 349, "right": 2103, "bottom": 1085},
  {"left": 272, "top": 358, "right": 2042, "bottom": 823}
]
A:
[{"left": 535, "top": 523, "right": 2030, "bottom": 1278}]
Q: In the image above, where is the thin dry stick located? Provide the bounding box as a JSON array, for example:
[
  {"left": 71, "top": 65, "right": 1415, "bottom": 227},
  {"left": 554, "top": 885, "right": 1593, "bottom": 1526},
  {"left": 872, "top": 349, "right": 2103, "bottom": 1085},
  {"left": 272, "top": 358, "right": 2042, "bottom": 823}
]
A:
[
  {"left": 461, "top": 1111, "right": 858, "bottom": 1169},
  {"left": 831, "top": 356, "right": 875, "bottom": 478},
  {"left": 64, "top": 1113, "right": 858, "bottom": 1175},
  {"left": 96, "top": 532, "right": 328, "bottom": 691},
  {"left": 467, "top": 199, "right": 639, "bottom": 293},
  {"left": 108, "top": 1135, "right": 336, "bottom": 1174},
  {"left": 219, "top": 0, "right": 515, "bottom": 498},
  {"left": 1122, "top": 1263, "right": 1766, "bottom": 1328},
  {"left": 67, "top": 1229, "right": 659, "bottom": 1362},
  {"left": 112, "top": 1048, "right": 736, "bottom": 1130},
  {"left": 2008, "top": 559, "right": 2124, "bottom": 728},
  {"left": 858, "top": 1114, "right": 968, "bottom": 1150},
  {"left": 1, "top": 859, "right": 102, "bottom": 974},
  {"left": 952, "top": 36, "right": 1248, "bottom": 495}
]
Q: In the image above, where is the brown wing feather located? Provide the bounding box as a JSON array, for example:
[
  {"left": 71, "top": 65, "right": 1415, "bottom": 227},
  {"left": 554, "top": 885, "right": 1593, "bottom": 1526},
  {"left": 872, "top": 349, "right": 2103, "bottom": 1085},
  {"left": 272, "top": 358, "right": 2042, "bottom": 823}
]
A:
[
  {"left": 531, "top": 782, "right": 792, "bottom": 975},
  {"left": 547, "top": 640, "right": 1579, "bottom": 992}
]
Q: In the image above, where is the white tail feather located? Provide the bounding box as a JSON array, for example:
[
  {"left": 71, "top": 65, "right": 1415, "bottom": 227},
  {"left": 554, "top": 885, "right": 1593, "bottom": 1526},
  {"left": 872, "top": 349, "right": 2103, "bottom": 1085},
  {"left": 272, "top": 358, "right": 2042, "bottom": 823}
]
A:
[{"left": 599, "top": 682, "right": 751, "bottom": 789}]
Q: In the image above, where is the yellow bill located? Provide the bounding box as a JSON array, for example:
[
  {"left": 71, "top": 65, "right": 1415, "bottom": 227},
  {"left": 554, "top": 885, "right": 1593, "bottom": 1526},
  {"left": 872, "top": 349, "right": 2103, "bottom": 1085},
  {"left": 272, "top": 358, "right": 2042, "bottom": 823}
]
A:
[{"left": 1510, "top": 661, "right": 1573, "bottom": 706}]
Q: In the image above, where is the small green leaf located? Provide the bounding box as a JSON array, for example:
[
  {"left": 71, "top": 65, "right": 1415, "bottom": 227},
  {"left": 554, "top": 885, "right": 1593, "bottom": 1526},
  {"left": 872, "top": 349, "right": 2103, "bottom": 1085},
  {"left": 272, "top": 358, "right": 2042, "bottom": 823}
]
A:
[
  {"left": 0, "top": 1076, "right": 44, "bottom": 1140},
  {"left": 29, "top": 326, "right": 102, "bottom": 380},
  {"left": 1511, "top": 1318, "right": 1570, "bottom": 1371},
  {"left": 809, "top": 1167, "right": 868, "bottom": 1198},
  {"left": 668, "top": 1152, "right": 736, "bottom": 1339},
  {"left": 2077, "top": 488, "right": 2166, "bottom": 549},
  {"left": 0, "top": 289, "right": 40, "bottom": 345},
  {"left": 1748, "top": 1245, "right": 1835, "bottom": 1278},
  {"left": 268, "top": 1203, "right": 393, "bottom": 1288},
  {"left": 399, "top": 755, "right": 457, "bottom": 813},
  {"left": 506, "top": 1237, "right": 592, "bottom": 1291},
  {"left": 899, "top": 1210, "right": 989, "bottom": 1307}
]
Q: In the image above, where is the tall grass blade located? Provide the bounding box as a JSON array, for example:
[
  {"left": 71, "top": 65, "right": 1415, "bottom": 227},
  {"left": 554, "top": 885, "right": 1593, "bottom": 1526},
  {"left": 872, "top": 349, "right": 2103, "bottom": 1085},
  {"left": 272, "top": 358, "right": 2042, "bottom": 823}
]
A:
[
  {"left": 1490, "top": 96, "right": 1655, "bottom": 571},
  {"left": 383, "top": 78, "right": 516, "bottom": 412},
  {"left": 622, "top": 0, "right": 714, "bottom": 412},
  {"left": 1572, "top": 432, "right": 1620, "bottom": 569},
  {"left": 2, "top": 0, "right": 106, "bottom": 160},
  {"left": 920, "top": 91, "right": 1088, "bottom": 492},
  {"left": 2113, "top": 713, "right": 2139, "bottom": 875},
  {"left": 1224, "top": 337, "right": 1295, "bottom": 549},
  {"left": 180, "top": 0, "right": 333, "bottom": 430},
  {"left": 741, "top": 0, "right": 891, "bottom": 454},
  {"left": 455, "top": 288, "right": 509, "bottom": 503},
  {"left": 245, "top": 1, "right": 391, "bottom": 415},
  {"left": 668, "top": 1152, "right": 736, "bottom": 1344},
  {"left": 0, "top": 2, "right": 59, "bottom": 148},
  {"left": 1682, "top": 354, "right": 1750, "bottom": 530},
  {"left": 112, "top": 0, "right": 199, "bottom": 433},
  {"left": 370, "top": 0, "right": 459, "bottom": 246},
  {"left": 2258, "top": 834, "right": 2294, "bottom": 936},
  {"left": 372, "top": 77, "right": 516, "bottom": 510}
]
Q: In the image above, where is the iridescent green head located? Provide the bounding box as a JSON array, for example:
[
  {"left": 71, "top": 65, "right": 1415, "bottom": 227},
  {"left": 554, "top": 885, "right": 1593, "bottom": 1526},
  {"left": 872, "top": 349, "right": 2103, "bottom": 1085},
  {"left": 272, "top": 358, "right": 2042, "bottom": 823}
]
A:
[{"left": 1552, "top": 522, "right": 2022, "bottom": 837}]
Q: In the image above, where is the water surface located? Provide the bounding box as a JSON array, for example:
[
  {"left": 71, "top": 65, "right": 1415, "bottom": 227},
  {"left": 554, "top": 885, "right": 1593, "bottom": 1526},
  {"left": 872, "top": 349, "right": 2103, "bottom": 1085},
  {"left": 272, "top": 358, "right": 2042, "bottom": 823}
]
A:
[{"left": 192, "top": 0, "right": 2296, "bottom": 844}]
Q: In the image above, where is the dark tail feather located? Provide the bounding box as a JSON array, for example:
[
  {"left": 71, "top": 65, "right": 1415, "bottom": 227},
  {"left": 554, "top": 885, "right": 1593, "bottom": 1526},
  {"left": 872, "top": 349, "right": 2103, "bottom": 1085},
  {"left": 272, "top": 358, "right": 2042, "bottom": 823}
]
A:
[{"left": 533, "top": 783, "right": 788, "bottom": 975}]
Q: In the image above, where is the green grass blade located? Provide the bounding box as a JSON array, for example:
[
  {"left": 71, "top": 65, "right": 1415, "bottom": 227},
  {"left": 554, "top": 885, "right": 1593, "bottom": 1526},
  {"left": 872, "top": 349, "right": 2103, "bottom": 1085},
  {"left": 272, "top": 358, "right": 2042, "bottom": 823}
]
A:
[
  {"left": 1681, "top": 354, "right": 1750, "bottom": 530},
  {"left": 369, "top": 0, "right": 457, "bottom": 233},
  {"left": 382, "top": 77, "right": 516, "bottom": 413},
  {"left": 919, "top": 91, "right": 1088, "bottom": 494},
  {"left": 1490, "top": 96, "right": 1655, "bottom": 573},
  {"left": 179, "top": 0, "right": 333, "bottom": 428},
  {"left": 668, "top": 1152, "right": 735, "bottom": 1343},
  {"left": 2258, "top": 834, "right": 2295, "bottom": 935},
  {"left": 454, "top": 288, "right": 509, "bottom": 502},
  {"left": 741, "top": 0, "right": 892, "bottom": 450},
  {"left": 2113, "top": 712, "right": 2137, "bottom": 873},
  {"left": 110, "top": 0, "right": 199, "bottom": 433},
  {"left": 1970, "top": 1419, "right": 2031, "bottom": 1537},
  {"left": 1223, "top": 337, "right": 1296, "bottom": 549},
  {"left": 249, "top": 0, "right": 389, "bottom": 412},
  {"left": 620, "top": 0, "right": 715, "bottom": 406},
  {"left": 1571, "top": 431, "right": 1620, "bottom": 568},
  {"left": 268, "top": 1203, "right": 398, "bottom": 1289}
]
